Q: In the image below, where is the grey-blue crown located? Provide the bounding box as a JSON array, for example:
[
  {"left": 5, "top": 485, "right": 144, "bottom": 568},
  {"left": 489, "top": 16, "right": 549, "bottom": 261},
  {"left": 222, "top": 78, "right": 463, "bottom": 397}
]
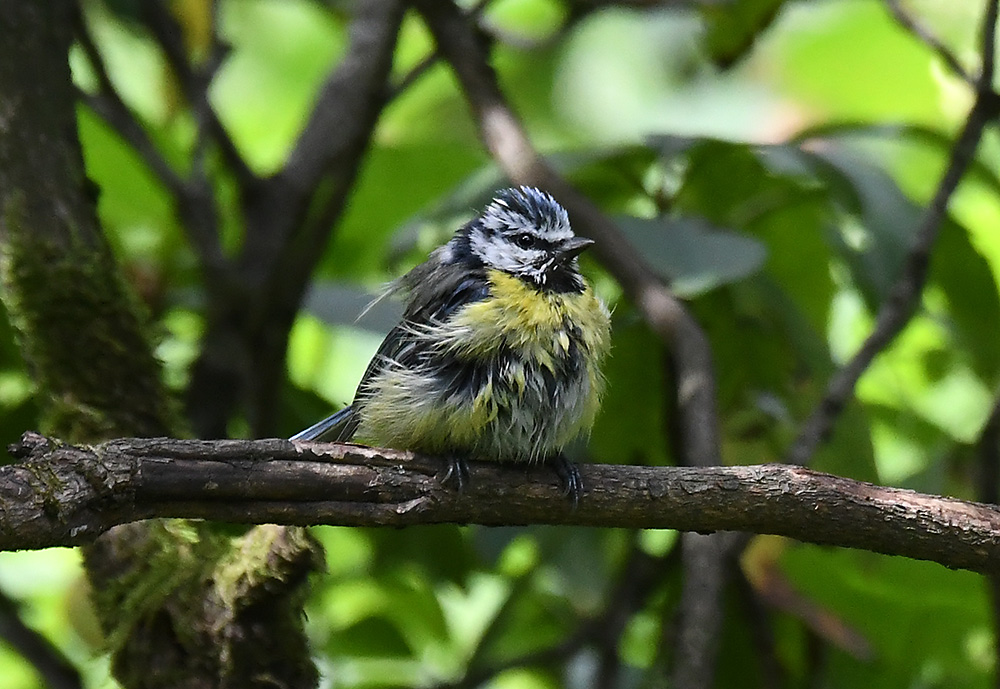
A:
[{"left": 489, "top": 186, "right": 569, "bottom": 234}]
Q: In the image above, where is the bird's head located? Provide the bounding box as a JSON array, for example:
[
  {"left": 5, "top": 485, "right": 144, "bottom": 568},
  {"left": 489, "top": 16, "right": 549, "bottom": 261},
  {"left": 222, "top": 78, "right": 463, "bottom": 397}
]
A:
[{"left": 448, "top": 186, "right": 593, "bottom": 293}]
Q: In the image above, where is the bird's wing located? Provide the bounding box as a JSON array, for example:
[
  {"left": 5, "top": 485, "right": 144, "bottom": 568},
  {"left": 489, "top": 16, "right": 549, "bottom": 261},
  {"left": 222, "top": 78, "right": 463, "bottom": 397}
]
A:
[
  {"left": 353, "top": 263, "right": 490, "bottom": 401},
  {"left": 290, "top": 259, "right": 488, "bottom": 443}
]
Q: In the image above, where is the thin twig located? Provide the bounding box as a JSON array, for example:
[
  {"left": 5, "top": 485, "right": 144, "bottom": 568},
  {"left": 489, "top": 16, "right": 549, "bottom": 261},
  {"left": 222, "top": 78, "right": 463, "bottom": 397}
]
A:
[
  {"left": 74, "top": 19, "right": 187, "bottom": 198},
  {"left": 787, "top": 0, "right": 1000, "bottom": 465},
  {"left": 0, "top": 590, "right": 83, "bottom": 689},
  {"left": 885, "top": 0, "right": 974, "bottom": 83},
  {"left": 75, "top": 88, "right": 186, "bottom": 195},
  {"left": 438, "top": 539, "right": 678, "bottom": 688},
  {"left": 74, "top": 8, "right": 227, "bottom": 275},
  {"left": 408, "top": 3, "right": 728, "bottom": 687},
  {"left": 385, "top": 49, "right": 441, "bottom": 101},
  {"left": 385, "top": 0, "right": 492, "bottom": 101},
  {"left": 750, "top": 562, "right": 873, "bottom": 660},
  {"left": 140, "top": 0, "right": 255, "bottom": 187}
]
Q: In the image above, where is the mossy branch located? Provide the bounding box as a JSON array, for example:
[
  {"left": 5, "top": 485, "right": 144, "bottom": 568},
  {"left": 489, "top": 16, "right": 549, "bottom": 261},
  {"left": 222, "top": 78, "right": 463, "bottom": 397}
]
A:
[{"left": 0, "top": 5, "right": 323, "bottom": 688}]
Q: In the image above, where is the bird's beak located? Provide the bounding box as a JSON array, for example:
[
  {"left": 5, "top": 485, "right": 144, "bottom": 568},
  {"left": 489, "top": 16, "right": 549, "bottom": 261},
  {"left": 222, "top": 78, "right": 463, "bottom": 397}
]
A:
[{"left": 558, "top": 237, "right": 595, "bottom": 260}]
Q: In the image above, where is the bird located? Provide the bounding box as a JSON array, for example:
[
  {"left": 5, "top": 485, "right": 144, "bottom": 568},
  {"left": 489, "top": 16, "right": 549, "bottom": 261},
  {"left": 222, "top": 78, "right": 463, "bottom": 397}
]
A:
[{"left": 291, "top": 186, "right": 611, "bottom": 503}]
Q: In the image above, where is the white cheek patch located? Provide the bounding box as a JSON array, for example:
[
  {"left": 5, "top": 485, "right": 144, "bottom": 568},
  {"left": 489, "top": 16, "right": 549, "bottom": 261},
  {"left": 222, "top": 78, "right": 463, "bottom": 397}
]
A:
[
  {"left": 467, "top": 188, "right": 579, "bottom": 280},
  {"left": 469, "top": 231, "right": 517, "bottom": 272},
  {"left": 469, "top": 230, "right": 545, "bottom": 275}
]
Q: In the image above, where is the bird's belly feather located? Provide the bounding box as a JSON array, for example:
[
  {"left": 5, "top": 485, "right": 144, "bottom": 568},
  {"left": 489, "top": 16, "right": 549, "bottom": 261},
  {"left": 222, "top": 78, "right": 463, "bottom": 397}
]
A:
[{"left": 356, "top": 270, "right": 610, "bottom": 462}]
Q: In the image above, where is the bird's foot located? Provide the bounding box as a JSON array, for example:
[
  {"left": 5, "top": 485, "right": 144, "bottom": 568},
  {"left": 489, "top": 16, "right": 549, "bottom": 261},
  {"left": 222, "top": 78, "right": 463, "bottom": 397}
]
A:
[
  {"left": 439, "top": 455, "right": 471, "bottom": 493},
  {"left": 552, "top": 454, "right": 583, "bottom": 508}
]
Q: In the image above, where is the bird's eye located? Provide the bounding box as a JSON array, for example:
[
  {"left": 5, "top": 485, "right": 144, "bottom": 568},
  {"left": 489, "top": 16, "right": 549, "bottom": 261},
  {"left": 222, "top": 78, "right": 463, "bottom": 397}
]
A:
[{"left": 514, "top": 233, "right": 537, "bottom": 250}]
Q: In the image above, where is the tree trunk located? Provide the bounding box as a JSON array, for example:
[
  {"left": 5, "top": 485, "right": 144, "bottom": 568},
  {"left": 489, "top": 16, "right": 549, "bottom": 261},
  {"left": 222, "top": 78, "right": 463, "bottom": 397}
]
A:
[{"left": 0, "top": 3, "right": 322, "bottom": 687}]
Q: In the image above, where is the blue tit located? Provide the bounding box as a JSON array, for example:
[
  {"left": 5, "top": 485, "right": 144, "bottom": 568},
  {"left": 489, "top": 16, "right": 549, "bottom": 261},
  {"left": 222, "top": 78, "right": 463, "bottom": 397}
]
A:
[{"left": 292, "top": 186, "right": 611, "bottom": 502}]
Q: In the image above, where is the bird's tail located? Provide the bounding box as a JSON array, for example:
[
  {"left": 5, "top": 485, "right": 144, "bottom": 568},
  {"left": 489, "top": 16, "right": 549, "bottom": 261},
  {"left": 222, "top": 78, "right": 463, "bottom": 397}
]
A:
[{"left": 290, "top": 405, "right": 357, "bottom": 442}]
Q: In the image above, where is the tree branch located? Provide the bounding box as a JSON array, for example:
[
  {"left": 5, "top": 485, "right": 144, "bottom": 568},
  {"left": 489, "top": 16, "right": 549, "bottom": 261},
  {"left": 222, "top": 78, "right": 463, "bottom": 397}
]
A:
[
  {"left": 787, "top": 0, "right": 1000, "bottom": 465},
  {"left": 2, "top": 433, "right": 1000, "bottom": 573},
  {"left": 185, "top": 0, "right": 404, "bottom": 438},
  {"left": 884, "top": 0, "right": 975, "bottom": 84},
  {"left": 0, "top": 589, "right": 82, "bottom": 689},
  {"left": 407, "top": 3, "right": 727, "bottom": 686},
  {"left": 140, "top": 0, "right": 255, "bottom": 188},
  {"left": 74, "top": 7, "right": 228, "bottom": 282}
]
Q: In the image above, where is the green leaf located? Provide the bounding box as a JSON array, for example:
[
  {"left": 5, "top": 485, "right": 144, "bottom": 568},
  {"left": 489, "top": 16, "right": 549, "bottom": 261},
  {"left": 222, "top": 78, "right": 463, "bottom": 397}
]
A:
[
  {"left": 655, "top": 136, "right": 839, "bottom": 332},
  {"left": 616, "top": 216, "right": 767, "bottom": 296},
  {"left": 782, "top": 546, "right": 991, "bottom": 688},
  {"left": 795, "top": 122, "right": 1000, "bottom": 200},
  {"left": 370, "top": 526, "right": 477, "bottom": 586},
  {"left": 589, "top": 318, "right": 670, "bottom": 467},
  {"left": 327, "top": 617, "right": 413, "bottom": 657},
  {"left": 928, "top": 218, "right": 1000, "bottom": 382},
  {"left": 316, "top": 574, "right": 451, "bottom": 657},
  {"left": 474, "top": 585, "right": 575, "bottom": 666},
  {"left": 808, "top": 146, "right": 916, "bottom": 307},
  {"left": 700, "top": 0, "right": 787, "bottom": 68},
  {"left": 810, "top": 143, "right": 1000, "bottom": 383}
]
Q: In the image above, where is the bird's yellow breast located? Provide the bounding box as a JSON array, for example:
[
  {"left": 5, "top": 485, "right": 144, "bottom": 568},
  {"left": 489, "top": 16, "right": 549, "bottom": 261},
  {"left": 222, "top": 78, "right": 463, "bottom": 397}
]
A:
[
  {"left": 448, "top": 270, "right": 610, "bottom": 362},
  {"left": 357, "top": 269, "right": 610, "bottom": 462}
]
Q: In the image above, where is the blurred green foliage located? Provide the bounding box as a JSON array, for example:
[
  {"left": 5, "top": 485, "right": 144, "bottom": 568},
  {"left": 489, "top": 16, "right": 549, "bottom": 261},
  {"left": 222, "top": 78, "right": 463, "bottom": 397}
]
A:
[{"left": 2, "top": 0, "right": 999, "bottom": 687}]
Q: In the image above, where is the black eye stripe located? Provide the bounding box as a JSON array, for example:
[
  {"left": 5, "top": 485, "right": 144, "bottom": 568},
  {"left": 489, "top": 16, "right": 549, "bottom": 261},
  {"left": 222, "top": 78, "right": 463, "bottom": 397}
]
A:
[{"left": 508, "top": 232, "right": 556, "bottom": 251}]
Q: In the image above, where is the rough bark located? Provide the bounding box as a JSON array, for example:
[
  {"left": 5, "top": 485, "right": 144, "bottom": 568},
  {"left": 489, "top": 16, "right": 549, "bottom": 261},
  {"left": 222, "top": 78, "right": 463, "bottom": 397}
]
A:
[
  {"left": 0, "top": 5, "right": 321, "bottom": 687},
  {"left": 0, "top": 3, "right": 174, "bottom": 442},
  {"left": 408, "top": 3, "right": 731, "bottom": 685},
  {"left": 3, "top": 433, "right": 1000, "bottom": 574}
]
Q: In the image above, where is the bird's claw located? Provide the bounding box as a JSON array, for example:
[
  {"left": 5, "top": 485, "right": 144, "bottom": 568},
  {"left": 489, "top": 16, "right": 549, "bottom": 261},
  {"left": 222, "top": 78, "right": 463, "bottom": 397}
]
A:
[
  {"left": 440, "top": 455, "right": 470, "bottom": 493},
  {"left": 552, "top": 454, "right": 582, "bottom": 508}
]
